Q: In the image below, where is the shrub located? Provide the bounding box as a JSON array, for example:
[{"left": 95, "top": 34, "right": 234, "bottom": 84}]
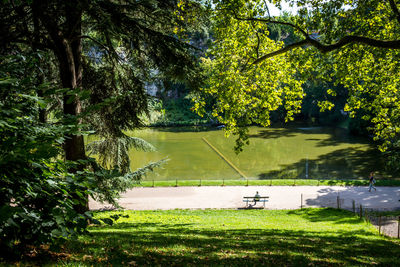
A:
[{"left": 0, "top": 54, "right": 90, "bottom": 257}]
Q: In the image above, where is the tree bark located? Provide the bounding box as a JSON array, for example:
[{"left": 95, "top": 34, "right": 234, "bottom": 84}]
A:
[
  {"left": 63, "top": 4, "right": 88, "bottom": 213},
  {"left": 37, "top": 0, "right": 88, "bottom": 212}
]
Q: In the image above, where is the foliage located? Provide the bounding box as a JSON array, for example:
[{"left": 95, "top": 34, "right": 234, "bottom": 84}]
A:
[
  {"left": 0, "top": 0, "right": 207, "bottom": 255},
  {"left": 87, "top": 136, "right": 155, "bottom": 173},
  {"left": 0, "top": 0, "right": 207, "bottom": 188},
  {"left": 0, "top": 52, "right": 161, "bottom": 257},
  {"left": 146, "top": 97, "right": 211, "bottom": 126},
  {"left": 196, "top": 0, "right": 400, "bottom": 159},
  {"left": 301, "top": 0, "right": 400, "bottom": 168},
  {"left": 6, "top": 209, "right": 400, "bottom": 265},
  {"left": 194, "top": 2, "right": 307, "bottom": 152},
  {"left": 0, "top": 54, "right": 92, "bottom": 255},
  {"left": 77, "top": 0, "right": 207, "bottom": 173}
]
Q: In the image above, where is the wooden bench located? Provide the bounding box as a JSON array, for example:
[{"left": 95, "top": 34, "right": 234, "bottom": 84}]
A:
[{"left": 243, "top": 196, "right": 269, "bottom": 208}]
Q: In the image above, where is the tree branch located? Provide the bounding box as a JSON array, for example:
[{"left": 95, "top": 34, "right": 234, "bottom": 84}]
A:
[
  {"left": 389, "top": 0, "right": 400, "bottom": 25},
  {"left": 253, "top": 35, "right": 400, "bottom": 64},
  {"left": 253, "top": 39, "right": 308, "bottom": 64},
  {"left": 309, "top": 35, "right": 400, "bottom": 52}
]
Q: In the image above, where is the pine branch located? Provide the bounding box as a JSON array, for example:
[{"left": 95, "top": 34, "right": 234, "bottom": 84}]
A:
[{"left": 86, "top": 134, "right": 156, "bottom": 174}]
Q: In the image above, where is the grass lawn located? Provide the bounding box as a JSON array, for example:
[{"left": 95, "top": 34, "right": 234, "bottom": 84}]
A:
[
  {"left": 10, "top": 208, "right": 400, "bottom": 266},
  {"left": 137, "top": 178, "right": 400, "bottom": 187}
]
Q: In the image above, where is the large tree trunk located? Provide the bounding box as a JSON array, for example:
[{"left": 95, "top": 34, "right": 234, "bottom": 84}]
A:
[
  {"left": 62, "top": 5, "right": 88, "bottom": 213},
  {"left": 38, "top": 0, "right": 88, "bottom": 212}
]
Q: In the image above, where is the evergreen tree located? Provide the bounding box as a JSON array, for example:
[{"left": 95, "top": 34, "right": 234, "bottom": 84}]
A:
[{"left": 1, "top": 0, "right": 205, "bottom": 211}]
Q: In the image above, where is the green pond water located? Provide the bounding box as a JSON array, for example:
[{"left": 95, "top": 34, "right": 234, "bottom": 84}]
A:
[{"left": 121, "top": 126, "right": 389, "bottom": 181}]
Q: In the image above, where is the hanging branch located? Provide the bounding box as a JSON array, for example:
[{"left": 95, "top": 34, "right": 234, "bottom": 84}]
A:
[{"left": 229, "top": 5, "right": 400, "bottom": 64}]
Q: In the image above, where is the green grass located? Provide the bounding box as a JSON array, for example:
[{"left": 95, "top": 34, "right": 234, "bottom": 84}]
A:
[
  {"left": 9, "top": 208, "right": 400, "bottom": 266},
  {"left": 136, "top": 178, "right": 400, "bottom": 187}
]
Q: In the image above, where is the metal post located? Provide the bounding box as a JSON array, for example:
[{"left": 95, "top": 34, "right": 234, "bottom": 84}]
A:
[
  {"left": 246, "top": 179, "right": 249, "bottom": 186},
  {"left": 175, "top": 179, "right": 178, "bottom": 187},
  {"left": 270, "top": 179, "right": 272, "bottom": 186},
  {"left": 301, "top": 194, "right": 303, "bottom": 209},
  {"left": 378, "top": 216, "right": 382, "bottom": 235},
  {"left": 317, "top": 179, "right": 320, "bottom": 186},
  {"left": 222, "top": 178, "right": 225, "bottom": 186},
  {"left": 359, "top": 204, "right": 363, "bottom": 219},
  {"left": 352, "top": 200, "right": 355, "bottom": 213},
  {"left": 337, "top": 196, "right": 340, "bottom": 209},
  {"left": 152, "top": 179, "right": 154, "bottom": 187},
  {"left": 397, "top": 216, "right": 399, "bottom": 239},
  {"left": 199, "top": 179, "right": 201, "bottom": 187}
]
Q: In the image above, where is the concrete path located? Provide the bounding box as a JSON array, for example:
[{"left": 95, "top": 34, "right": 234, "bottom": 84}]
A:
[{"left": 89, "top": 186, "right": 400, "bottom": 211}]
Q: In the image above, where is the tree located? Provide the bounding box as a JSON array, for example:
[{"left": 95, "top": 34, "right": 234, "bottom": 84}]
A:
[
  {"left": 194, "top": 1, "right": 306, "bottom": 151},
  {"left": 194, "top": 0, "right": 400, "bottom": 157},
  {"left": 1, "top": 0, "right": 204, "bottom": 210}
]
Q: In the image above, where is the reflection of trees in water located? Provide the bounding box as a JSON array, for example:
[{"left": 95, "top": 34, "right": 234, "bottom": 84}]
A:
[
  {"left": 258, "top": 147, "right": 388, "bottom": 180},
  {"left": 134, "top": 126, "right": 390, "bottom": 180},
  {"left": 251, "top": 126, "right": 389, "bottom": 180},
  {"left": 250, "top": 126, "right": 370, "bottom": 146}
]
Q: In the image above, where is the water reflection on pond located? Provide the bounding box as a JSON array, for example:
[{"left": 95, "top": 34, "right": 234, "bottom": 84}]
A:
[{"left": 125, "top": 126, "right": 388, "bottom": 180}]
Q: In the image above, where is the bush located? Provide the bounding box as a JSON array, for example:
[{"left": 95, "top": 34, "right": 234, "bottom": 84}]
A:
[{"left": 0, "top": 54, "right": 90, "bottom": 257}]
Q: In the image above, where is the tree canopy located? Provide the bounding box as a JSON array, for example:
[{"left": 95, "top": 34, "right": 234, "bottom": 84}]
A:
[
  {"left": 0, "top": 0, "right": 205, "bottom": 252},
  {"left": 194, "top": 0, "right": 400, "bottom": 155}
]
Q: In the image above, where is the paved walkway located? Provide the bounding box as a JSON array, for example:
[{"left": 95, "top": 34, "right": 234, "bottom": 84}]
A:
[{"left": 89, "top": 186, "right": 400, "bottom": 211}]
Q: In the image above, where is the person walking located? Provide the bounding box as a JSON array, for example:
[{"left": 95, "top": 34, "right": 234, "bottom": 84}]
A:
[{"left": 368, "top": 172, "right": 376, "bottom": 192}]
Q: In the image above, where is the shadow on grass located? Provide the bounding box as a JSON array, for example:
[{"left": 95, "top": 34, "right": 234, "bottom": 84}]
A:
[
  {"left": 287, "top": 208, "right": 370, "bottom": 225},
  {"left": 63, "top": 227, "right": 399, "bottom": 266},
  {"left": 38, "top": 210, "right": 398, "bottom": 266}
]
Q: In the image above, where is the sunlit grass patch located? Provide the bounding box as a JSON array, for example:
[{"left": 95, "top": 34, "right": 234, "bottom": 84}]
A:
[{"left": 46, "top": 208, "right": 400, "bottom": 266}]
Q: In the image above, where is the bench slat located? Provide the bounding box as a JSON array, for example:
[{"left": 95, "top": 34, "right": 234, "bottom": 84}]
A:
[{"left": 243, "top": 196, "right": 269, "bottom": 198}]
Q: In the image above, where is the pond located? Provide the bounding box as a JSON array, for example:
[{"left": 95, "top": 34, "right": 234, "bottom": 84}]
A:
[{"left": 124, "top": 126, "right": 388, "bottom": 181}]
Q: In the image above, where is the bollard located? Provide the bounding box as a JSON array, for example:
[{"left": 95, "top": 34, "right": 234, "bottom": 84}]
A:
[
  {"left": 359, "top": 204, "right": 363, "bottom": 219},
  {"left": 378, "top": 216, "right": 382, "bottom": 235},
  {"left": 337, "top": 196, "right": 340, "bottom": 209},
  {"left": 352, "top": 200, "right": 355, "bottom": 213},
  {"left": 301, "top": 194, "right": 303, "bottom": 209},
  {"left": 398, "top": 216, "right": 400, "bottom": 239}
]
